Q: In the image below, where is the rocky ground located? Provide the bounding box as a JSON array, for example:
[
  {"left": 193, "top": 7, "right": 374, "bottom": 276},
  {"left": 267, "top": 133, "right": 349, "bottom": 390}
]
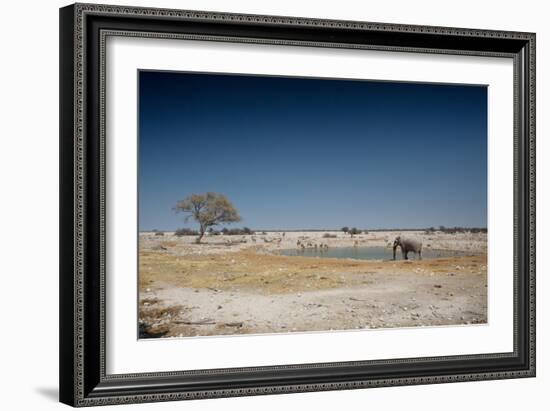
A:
[{"left": 138, "top": 230, "right": 487, "bottom": 338}]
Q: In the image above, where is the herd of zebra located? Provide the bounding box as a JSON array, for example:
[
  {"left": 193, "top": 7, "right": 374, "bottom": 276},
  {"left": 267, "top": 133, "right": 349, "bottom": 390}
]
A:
[{"left": 296, "top": 239, "right": 329, "bottom": 250}]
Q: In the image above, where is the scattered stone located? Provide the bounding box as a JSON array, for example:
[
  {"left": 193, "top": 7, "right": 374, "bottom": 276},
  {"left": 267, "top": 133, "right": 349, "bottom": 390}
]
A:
[
  {"left": 224, "top": 322, "right": 243, "bottom": 328},
  {"left": 176, "top": 319, "right": 215, "bottom": 325}
]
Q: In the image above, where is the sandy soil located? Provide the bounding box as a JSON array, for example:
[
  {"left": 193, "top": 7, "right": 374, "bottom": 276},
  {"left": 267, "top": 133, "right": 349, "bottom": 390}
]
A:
[{"left": 139, "top": 230, "right": 487, "bottom": 338}]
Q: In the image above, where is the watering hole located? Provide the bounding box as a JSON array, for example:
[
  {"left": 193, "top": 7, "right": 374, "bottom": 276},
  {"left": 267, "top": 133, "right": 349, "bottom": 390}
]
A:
[{"left": 277, "top": 246, "right": 477, "bottom": 260}]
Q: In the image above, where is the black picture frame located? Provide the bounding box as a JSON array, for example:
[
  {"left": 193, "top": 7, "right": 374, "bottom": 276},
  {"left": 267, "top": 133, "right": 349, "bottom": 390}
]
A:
[{"left": 59, "top": 3, "right": 536, "bottom": 407}]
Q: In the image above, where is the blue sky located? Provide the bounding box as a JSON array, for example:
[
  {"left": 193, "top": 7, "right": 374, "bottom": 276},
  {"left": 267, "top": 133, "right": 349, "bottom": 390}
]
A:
[{"left": 139, "top": 71, "right": 487, "bottom": 231}]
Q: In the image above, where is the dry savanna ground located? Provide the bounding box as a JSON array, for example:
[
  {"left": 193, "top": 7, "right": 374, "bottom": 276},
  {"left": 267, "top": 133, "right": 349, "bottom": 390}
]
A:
[{"left": 139, "top": 230, "right": 487, "bottom": 338}]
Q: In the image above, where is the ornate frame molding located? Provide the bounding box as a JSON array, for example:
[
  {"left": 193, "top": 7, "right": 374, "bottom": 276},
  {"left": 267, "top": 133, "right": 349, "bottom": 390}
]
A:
[{"left": 60, "top": 3, "right": 535, "bottom": 407}]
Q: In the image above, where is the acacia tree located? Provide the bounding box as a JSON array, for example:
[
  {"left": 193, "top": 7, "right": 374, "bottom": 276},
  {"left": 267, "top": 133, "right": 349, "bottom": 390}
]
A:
[
  {"left": 349, "top": 227, "right": 361, "bottom": 237},
  {"left": 174, "top": 192, "right": 241, "bottom": 243}
]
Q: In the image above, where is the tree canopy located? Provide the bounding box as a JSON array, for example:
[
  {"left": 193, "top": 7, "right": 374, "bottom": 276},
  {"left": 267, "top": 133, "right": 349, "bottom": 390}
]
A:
[{"left": 174, "top": 192, "right": 241, "bottom": 243}]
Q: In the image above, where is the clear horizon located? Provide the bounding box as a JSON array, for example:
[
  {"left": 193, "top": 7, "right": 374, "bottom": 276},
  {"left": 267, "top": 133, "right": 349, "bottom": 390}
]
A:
[
  {"left": 139, "top": 71, "right": 487, "bottom": 232},
  {"left": 140, "top": 226, "right": 487, "bottom": 233}
]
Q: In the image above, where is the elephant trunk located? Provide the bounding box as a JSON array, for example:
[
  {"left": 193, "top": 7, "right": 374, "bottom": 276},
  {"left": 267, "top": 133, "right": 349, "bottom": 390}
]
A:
[{"left": 392, "top": 244, "right": 397, "bottom": 260}]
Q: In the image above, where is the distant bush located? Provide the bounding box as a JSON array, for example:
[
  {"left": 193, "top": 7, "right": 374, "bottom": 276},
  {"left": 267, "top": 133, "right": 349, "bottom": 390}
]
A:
[
  {"left": 323, "top": 233, "right": 337, "bottom": 238},
  {"left": 221, "top": 227, "right": 255, "bottom": 235},
  {"left": 349, "top": 227, "right": 362, "bottom": 235},
  {"left": 154, "top": 231, "right": 164, "bottom": 236},
  {"left": 341, "top": 226, "right": 349, "bottom": 233},
  {"left": 174, "top": 228, "right": 198, "bottom": 236},
  {"left": 432, "top": 226, "right": 487, "bottom": 234}
]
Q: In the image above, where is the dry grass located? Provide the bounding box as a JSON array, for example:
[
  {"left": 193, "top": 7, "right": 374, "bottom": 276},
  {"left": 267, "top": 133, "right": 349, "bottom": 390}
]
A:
[
  {"left": 139, "top": 303, "right": 186, "bottom": 337},
  {"left": 139, "top": 249, "right": 487, "bottom": 295}
]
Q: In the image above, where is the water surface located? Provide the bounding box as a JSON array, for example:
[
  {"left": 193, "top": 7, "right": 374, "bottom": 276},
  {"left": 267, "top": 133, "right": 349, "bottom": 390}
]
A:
[{"left": 277, "top": 246, "right": 475, "bottom": 261}]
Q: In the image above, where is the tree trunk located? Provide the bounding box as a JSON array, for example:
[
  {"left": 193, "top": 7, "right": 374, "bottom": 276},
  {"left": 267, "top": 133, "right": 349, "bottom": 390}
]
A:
[{"left": 196, "top": 225, "right": 205, "bottom": 243}]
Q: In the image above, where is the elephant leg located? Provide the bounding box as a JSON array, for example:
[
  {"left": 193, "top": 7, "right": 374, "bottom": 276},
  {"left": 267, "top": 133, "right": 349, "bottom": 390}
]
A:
[
  {"left": 403, "top": 250, "right": 408, "bottom": 260},
  {"left": 418, "top": 250, "right": 422, "bottom": 260}
]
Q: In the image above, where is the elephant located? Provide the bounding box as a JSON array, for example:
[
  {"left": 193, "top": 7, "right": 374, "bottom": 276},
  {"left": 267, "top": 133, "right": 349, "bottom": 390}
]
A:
[{"left": 393, "top": 236, "right": 422, "bottom": 260}]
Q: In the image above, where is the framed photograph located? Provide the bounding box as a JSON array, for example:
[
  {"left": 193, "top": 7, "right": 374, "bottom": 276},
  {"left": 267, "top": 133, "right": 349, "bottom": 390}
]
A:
[{"left": 59, "top": 3, "right": 536, "bottom": 407}]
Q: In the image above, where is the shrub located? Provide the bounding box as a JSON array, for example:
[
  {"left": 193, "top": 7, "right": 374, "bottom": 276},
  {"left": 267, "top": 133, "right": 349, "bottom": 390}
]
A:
[
  {"left": 349, "top": 227, "right": 362, "bottom": 235},
  {"left": 154, "top": 231, "right": 164, "bottom": 236},
  {"left": 174, "top": 228, "right": 198, "bottom": 236},
  {"left": 323, "top": 233, "right": 337, "bottom": 238},
  {"left": 221, "top": 227, "right": 255, "bottom": 235},
  {"left": 434, "top": 226, "right": 487, "bottom": 234}
]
